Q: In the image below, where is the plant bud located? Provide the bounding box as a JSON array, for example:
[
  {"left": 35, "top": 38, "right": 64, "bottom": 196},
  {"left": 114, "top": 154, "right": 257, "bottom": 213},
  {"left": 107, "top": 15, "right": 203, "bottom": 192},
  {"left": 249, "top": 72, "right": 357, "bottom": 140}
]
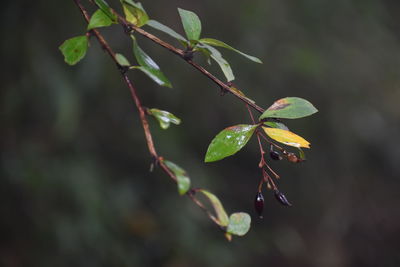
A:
[
  {"left": 274, "top": 190, "right": 292, "bottom": 206},
  {"left": 254, "top": 192, "right": 265, "bottom": 218}
]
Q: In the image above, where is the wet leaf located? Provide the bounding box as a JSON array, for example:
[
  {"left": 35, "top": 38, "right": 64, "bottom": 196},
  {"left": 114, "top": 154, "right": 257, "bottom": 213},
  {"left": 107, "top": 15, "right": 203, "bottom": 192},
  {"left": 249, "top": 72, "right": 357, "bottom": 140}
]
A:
[
  {"left": 201, "top": 44, "right": 234, "bottom": 82},
  {"left": 122, "top": 0, "right": 149, "bottom": 27},
  {"left": 132, "top": 37, "right": 172, "bottom": 87},
  {"left": 205, "top": 124, "right": 257, "bottom": 162},
  {"left": 259, "top": 97, "right": 318, "bottom": 120},
  {"left": 200, "top": 38, "right": 262, "bottom": 63},
  {"left": 262, "top": 127, "right": 310, "bottom": 148},
  {"left": 87, "top": 9, "right": 114, "bottom": 30},
  {"left": 178, "top": 8, "right": 202, "bottom": 41},
  {"left": 115, "top": 53, "right": 130, "bottom": 66},
  {"left": 59, "top": 35, "right": 88, "bottom": 65},
  {"left": 163, "top": 160, "right": 190, "bottom": 195},
  {"left": 227, "top": 212, "right": 251, "bottom": 236},
  {"left": 94, "top": 0, "right": 117, "bottom": 21},
  {"left": 146, "top": 20, "right": 187, "bottom": 43},
  {"left": 148, "top": 108, "right": 181, "bottom": 129},
  {"left": 131, "top": 66, "right": 171, "bottom": 87},
  {"left": 198, "top": 190, "right": 229, "bottom": 226}
]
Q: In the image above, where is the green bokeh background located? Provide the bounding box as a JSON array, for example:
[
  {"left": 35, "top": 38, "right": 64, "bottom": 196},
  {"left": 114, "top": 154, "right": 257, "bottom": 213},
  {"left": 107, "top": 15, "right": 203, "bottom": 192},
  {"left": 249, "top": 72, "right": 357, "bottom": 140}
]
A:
[{"left": 2, "top": 0, "right": 400, "bottom": 266}]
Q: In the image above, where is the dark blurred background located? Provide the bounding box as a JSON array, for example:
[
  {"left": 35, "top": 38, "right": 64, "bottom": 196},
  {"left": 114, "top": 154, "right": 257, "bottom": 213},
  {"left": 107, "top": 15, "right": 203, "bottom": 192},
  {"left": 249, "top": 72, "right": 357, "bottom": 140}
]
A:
[{"left": 1, "top": 0, "right": 400, "bottom": 266}]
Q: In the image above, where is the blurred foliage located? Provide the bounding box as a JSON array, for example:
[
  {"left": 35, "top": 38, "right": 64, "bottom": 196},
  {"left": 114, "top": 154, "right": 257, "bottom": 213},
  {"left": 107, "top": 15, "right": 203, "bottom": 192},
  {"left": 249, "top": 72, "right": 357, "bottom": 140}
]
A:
[{"left": 1, "top": 0, "right": 400, "bottom": 266}]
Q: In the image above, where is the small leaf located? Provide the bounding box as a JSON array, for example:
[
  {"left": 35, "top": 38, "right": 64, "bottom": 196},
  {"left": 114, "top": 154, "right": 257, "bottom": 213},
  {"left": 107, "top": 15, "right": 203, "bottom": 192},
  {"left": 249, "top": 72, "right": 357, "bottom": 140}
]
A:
[
  {"left": 201, "top": 44, "right": 234, "bottom": 82},
  {"left": 122, "top": 0, "right": 149, "bottom": 27},
  {"left": 131, "top": 37, "right": 172, "bottom": 87},
  {"left": 146, "top": 20, "right": 187, "bottom": 43},
  {"left": 59, "top": 35, "right": 88, "bottom": 65},
  {"left": 163, "top": 160, "right": 190, "bottom": 195},
  {"left": 178, "top": 8, "right": 202, "bottom": 41},
  {"left": 262, "top": 127, "right": 310, "bottom": 148},
  {"left": 205, "top": 124, "right": 257, "bottom": 162},
  {"left": 200, "top": 38, "right": 262, "bottom": 63},
  {"left": 115, "top": 53, "right": 130, "bottom": 66},
  {"left": 198, "top": 190, "right": 229, "bottom": 226},
  {"left": 298, "top": 148, "right": 306, "bottom": 160},
  {"left": 259, "top": 97, "right": 318, "bottom": 120},
  {"left": 227, "top": 212, "right": 251, "bottom": 236},
  {"left": 132, "top": 37, "right": 159, "bottom": 68},
  {"left": 263, "top": 121, "right": 289, "bottom": 130},
  {"left": 94, "top": 0, "right": 117, "bottom": 21},
  {"left": 132, "top": 66, "right": 172, "bottom": 88},
  {"left": 87, "top": 9, "right": 114, "bottom": 30},
  {"left": 148, "top": 108, "right": 181, "bottom": 129}
]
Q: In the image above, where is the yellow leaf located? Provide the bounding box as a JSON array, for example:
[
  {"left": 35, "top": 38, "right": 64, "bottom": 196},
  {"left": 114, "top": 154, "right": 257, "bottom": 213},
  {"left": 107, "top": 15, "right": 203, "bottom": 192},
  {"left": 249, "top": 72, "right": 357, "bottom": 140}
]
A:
[{"left": 262, "top": 127, "right": 310, "bottom": 148}]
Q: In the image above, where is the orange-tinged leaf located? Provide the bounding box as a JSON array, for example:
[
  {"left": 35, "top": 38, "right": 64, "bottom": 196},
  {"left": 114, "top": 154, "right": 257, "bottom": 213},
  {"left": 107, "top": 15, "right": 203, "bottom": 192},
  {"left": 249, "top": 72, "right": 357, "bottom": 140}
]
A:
[{"left": 262, "top": 127, "right": 310, "bottom": 148}]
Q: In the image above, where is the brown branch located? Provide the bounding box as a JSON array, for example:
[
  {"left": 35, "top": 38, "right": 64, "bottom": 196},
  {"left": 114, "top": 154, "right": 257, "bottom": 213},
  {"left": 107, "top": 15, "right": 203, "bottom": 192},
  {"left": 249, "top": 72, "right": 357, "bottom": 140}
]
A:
[
  {"left": 113, "top": 10, "right": 265, "bottom": 114},
  {"left": 122, "top": 74, "right": 158, "bottom": 157},
  {"left": 72, "top": 0, "right": 220, "bottom": 228}
]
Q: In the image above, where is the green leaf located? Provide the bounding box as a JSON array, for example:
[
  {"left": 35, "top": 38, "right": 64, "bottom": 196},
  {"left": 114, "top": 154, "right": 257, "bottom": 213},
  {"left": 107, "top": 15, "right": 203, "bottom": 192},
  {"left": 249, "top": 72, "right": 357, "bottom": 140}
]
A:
[
  {"left": 262, "top": 127, "right": 310, "bottom": 148},
  {"left": 122, "top": 0, "right": 149, "bottom": 27},
  {"left": 115, "top": 53, "right": 130, "bottom": 66},
  {"left": 298, "top": 148, "right": 306, "bottom": 160},
  {"left": 148, "top": 108, "right": 181, "bottom": 129},
  {"left": 87, "top": 9, "right": 114, "bottom": 30},
  {"left": 94, "top": 0, "right": 117, "bottom": 21},
  {"left": 163, "top": 160, "right": 190, "bottom": 195},
  {"left": 263, "top": 121, "right": 289, "bottom": 130},
  {"left": 200, "top": 38, "right": 262, "bottom": 63},
  {"left": 131, "top": 66, "right": 171, "bottom": 88},
  {"left": 205, "top": 124, "right": 257, "bottom": 162},
  {"left": 146, "top": 20, "right": 187, "bottom": 43},
  {"left": 259, "top": 97, "right": 318, "bottom": 120},
  {"left": 198, "top": 190, "right": 229, "bottom": 226},
  {"left": 226, "top": 212, "right": 251, "bottom": 236},
  {"left": 201, "top": 44, "right": 234, "bottom": 82},
  {"left": 178, "top": 8, "right": 202, "bottom": 41},
  {"left": 59, "top": 36, "right": 88, "bottom": 65},
  {"left": 131, "top": 37, "right": 172, "bottom": 87}
]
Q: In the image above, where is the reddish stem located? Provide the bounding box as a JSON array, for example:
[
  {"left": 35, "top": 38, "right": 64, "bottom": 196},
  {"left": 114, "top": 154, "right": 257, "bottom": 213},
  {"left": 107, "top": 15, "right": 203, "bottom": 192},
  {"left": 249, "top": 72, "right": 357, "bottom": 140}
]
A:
[{"left": 72, "top": 0, "right": 221, "bottom": 228}]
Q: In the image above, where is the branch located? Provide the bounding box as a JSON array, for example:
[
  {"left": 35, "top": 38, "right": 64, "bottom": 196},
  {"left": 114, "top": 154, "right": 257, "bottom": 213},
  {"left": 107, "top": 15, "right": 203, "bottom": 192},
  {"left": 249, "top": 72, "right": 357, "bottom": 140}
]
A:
[
  {"left": 72, "top": 0, "right": 222, "bottom": 229},
  {"left": 112, "top": 10, "right": 265, "bottom": 114}
]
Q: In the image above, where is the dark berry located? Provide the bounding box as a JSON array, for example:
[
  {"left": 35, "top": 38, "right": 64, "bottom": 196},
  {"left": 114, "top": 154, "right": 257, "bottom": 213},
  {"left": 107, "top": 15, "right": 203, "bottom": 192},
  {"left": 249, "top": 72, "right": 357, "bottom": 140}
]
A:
[
  {"left": 254, "top": 192, "right": 265, "bottom": 218},
  {"left": 274, "top": 190, "right": 292, "bottom": 206},
  {"left": 270, "top": 150, "right": 282, "bottom": 161}
]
